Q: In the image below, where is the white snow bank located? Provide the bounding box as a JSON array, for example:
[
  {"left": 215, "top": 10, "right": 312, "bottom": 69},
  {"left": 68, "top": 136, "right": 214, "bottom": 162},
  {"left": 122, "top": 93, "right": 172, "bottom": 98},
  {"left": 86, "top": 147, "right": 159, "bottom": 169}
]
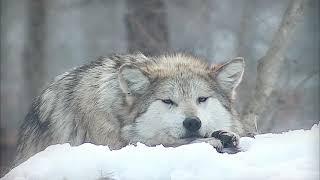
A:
[{"left": 3, "top": 124, "right": 319, "bottom": 180}]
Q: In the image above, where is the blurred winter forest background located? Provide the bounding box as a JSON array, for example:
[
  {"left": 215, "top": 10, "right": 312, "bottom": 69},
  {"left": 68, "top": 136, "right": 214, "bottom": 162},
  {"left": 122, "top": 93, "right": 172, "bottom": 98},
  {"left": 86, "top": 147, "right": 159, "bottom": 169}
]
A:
[{"left": 1, "top": 0, "right": 319, "bottom": 175}]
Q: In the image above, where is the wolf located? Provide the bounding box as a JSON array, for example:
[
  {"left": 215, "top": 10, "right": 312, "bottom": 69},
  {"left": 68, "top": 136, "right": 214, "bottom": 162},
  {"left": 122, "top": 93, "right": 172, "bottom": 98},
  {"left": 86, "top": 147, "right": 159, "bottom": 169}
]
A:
[{"left": 14, "top": 53, "right": 246, "bottom": 167}]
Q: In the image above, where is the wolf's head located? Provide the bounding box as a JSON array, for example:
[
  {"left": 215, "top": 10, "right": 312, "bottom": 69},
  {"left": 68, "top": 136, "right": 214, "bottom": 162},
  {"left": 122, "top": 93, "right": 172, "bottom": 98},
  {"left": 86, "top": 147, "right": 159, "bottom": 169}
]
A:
[{"left": 119, "top": 54, "right": 244, "bottom": 146}]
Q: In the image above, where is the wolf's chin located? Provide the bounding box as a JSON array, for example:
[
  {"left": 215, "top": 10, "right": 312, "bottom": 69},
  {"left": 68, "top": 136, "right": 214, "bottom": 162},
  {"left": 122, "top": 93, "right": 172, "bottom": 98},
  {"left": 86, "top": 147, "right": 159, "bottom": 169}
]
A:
[{"left": 181, "top": 132, "right": 203, "bottom": 140}]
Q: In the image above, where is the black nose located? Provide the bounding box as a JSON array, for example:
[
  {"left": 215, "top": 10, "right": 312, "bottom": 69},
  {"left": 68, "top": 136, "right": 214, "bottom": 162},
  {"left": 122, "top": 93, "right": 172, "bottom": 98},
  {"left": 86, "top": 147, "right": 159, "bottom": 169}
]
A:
[{"left": 183, "top": 117, "right": 201, "bottom": 132}]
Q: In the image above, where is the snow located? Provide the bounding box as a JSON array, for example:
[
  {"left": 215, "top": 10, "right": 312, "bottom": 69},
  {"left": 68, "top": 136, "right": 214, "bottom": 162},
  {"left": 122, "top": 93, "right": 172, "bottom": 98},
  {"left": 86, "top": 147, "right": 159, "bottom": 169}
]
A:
[{"left": 3, "top": 124, "right": 319, "bottom": 180}]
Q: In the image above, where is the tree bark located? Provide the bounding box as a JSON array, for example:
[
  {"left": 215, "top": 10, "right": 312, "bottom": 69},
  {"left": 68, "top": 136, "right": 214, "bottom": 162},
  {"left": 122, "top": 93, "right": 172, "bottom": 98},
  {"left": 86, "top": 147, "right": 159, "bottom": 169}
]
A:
[
  {"left": 23, "top": 0, "right": 46, "bottom": 100},
  {"left": 236, "top": 0, "right": 255, "bottom": 57},
  {"left": 125, "top": 0, "right": 169, "bottom": 56},
  {"left": 241, "top": 0, "right": 307, "bottom": 133}
]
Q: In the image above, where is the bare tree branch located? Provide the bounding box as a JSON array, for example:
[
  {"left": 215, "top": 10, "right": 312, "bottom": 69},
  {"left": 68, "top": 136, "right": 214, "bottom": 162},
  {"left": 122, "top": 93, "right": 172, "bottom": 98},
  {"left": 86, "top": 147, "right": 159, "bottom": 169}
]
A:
[
  {"left": 241, "top": 0, "right": 307, "bottom": 133},
  {"left": 293, "top": 70, "right": 319, "bottom": 92}
]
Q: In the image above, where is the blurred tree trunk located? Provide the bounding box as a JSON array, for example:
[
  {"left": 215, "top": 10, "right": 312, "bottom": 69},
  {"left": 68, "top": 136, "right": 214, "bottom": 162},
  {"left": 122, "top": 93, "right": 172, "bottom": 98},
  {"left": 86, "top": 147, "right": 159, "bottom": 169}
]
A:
[
  {"left": 236, "top": 0, "right": 255, "bottom": 57},
  {"left": 235, "top": 0, "right": 255, "bottom": 113},
  {"left": 1, "top": 0, "right": 30, "bottom": 176},
  {"left": 241, "top": 0, "right": 307, "bottom": 134},
  {"left": 23, "top": 0, "right": 46, "bottom": 100},
  {"left": 125, "top": 0, "right": 169, "bottom": 56}
]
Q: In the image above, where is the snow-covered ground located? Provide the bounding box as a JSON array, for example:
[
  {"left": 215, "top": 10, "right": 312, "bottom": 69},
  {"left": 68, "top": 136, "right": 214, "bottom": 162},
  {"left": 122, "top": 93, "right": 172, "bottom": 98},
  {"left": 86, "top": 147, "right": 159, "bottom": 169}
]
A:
[{"left": 3, "top": 124, "right": 319, "bottom": 180}]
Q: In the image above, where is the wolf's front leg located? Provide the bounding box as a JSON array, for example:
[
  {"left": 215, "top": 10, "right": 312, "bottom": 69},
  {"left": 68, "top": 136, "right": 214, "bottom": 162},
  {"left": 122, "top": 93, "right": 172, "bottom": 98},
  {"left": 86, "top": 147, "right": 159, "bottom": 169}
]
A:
[
  {"left": 190, "top": 137, "right": 224, "bottom": 152},
  {"left": 190, "top": 130, "right": 241, "bottom": 153},
  {"left": 165, "top": 130, "right": 240, "bottom": 153},
  {"left": 165, "top": 137, "right": 223, "bottom": 152}
]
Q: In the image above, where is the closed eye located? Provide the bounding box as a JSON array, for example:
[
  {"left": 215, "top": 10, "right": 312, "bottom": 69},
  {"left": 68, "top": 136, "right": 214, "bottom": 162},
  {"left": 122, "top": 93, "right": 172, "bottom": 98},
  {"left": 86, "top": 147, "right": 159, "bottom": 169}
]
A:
[
  {"left": 161, "top": 99, "right": 175, "bottom": 105},
  {"left": 198, "top": 96, "right": 209, "bottom": 103}
]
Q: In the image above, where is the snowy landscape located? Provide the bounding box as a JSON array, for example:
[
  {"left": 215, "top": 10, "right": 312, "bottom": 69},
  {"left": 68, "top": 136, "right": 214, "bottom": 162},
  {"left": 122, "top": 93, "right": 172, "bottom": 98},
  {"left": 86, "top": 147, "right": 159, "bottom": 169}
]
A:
[
  {"left": 1, "top": 0, "right": 319, "bottom": 176},
  {"left": 3, "top": 124, "right": 319, "bottom": 180}
]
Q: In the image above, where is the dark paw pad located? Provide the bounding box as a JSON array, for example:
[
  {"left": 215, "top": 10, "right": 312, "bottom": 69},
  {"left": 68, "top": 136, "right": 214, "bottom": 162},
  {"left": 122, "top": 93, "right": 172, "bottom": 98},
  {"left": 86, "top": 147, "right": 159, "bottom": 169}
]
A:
[{"left": 211, "top": 130, "right": 239, "bottom": 148}]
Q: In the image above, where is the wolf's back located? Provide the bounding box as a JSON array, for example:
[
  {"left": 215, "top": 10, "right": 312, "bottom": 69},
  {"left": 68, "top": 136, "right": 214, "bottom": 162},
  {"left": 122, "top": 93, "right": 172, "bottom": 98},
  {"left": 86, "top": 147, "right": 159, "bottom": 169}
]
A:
[{"left": 13, "top": 54, "right": 150, "bottom": 166}]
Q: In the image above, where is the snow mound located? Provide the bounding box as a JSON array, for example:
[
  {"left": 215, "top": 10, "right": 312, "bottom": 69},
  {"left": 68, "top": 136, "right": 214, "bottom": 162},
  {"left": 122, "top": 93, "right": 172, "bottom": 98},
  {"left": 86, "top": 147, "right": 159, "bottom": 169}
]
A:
[{"left": 3, "top": 125, "right": 319, "bottom": 180}]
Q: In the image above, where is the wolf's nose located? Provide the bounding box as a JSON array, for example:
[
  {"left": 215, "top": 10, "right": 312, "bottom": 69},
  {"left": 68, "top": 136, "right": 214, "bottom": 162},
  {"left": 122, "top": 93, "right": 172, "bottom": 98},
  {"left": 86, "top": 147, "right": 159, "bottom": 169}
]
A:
[{"left": 183, "top": 117, "right": 201, "bottom": 132}]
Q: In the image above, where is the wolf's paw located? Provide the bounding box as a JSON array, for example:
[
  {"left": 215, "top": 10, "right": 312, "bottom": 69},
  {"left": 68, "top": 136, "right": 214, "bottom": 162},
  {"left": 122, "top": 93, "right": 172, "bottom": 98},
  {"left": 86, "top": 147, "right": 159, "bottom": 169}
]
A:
[{"left": 211, "top": 130, "right": 240, "bottom": 148}]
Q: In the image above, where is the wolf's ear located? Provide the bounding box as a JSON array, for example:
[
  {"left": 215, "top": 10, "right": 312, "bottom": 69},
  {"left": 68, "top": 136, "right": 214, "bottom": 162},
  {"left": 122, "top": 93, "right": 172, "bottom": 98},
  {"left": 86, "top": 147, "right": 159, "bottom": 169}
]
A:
[
  {"left": 118, "top": 64, "right": 151, "bottom": 96},
  {"left": 212, "top": 57, "right": 244, "bottom": 95}
]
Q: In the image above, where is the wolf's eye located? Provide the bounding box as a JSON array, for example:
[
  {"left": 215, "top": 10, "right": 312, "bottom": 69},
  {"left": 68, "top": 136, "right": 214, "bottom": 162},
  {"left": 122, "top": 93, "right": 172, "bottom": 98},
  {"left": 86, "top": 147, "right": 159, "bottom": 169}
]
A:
[
  {"left": 161, "top": 99, "right": 174, "bottom": 105},
  {"left": 198, "top": 97, "right": 208, "bottom": 103}
]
